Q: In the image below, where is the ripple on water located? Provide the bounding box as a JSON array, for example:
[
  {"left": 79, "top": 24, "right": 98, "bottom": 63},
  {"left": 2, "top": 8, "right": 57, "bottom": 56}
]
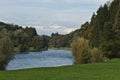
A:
[{"left": 6, "top": 49, "right": 73, "bottom": 70}]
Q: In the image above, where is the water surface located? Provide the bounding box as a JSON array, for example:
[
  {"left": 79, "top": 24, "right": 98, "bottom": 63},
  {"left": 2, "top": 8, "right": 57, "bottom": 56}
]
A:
[{"left": 6, "top": 49, "right": 73, "bottom": 70}]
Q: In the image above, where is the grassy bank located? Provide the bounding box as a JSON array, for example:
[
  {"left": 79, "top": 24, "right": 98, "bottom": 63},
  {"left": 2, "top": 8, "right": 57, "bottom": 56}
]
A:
[
  {"left": 0, "top": 59, "right": 120, "bottom": 80},
  {"left": 14, "top": 47, "right": 37, "bottom": 52},
  {"left": 50, "top": 47, "right": 71, "bottom": 50}
]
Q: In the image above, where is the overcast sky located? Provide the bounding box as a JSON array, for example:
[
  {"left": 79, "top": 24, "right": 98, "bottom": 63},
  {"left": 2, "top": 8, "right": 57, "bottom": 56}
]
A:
[{"left": 0, "top": 0, "right": 109, "bottom": 35}]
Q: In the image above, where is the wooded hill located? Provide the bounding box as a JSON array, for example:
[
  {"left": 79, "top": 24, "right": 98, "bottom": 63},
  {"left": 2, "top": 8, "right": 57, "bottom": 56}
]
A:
[{"left": 70, "top": 0, "right": 120, "bottom": 59}]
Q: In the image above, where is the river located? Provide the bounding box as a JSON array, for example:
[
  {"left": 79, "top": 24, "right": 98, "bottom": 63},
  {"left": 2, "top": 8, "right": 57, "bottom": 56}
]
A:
[{"left": 6, "top": 49, "right": 73, "bottom": 70}]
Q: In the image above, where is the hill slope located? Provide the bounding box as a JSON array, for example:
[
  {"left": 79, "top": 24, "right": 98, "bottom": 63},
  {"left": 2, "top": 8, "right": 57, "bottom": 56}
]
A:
[{"left": 66, "top": 0, "right": 120, "bottom": 59}]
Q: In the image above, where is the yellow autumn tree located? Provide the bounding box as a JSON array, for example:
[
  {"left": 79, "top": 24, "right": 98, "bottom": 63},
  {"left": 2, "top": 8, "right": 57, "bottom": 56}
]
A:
[{"left": 71, "top": 37, "right": 91, "bottom": 64}]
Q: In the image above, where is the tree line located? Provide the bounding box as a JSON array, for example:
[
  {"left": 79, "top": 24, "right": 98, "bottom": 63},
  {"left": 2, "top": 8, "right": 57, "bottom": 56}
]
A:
[{"left": 71, "top": 0, "right": 120, "bottom": 64}]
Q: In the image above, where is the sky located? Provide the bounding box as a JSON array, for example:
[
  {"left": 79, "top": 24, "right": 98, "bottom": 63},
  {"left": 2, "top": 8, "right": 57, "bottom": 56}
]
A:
[{"left": 0, "top": 0, "right": 110, "bottom": 35}]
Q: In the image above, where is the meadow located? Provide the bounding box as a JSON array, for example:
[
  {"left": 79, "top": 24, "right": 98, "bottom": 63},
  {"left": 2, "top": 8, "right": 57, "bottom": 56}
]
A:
[{"left": 0, "top": 59, "right": 120, "bottom": 80}]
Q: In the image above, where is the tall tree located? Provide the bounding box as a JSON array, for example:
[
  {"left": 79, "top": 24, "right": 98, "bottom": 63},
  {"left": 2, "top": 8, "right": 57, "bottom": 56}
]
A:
[{"left": 0, "top": 37, "right": 13, "bottom": 70}]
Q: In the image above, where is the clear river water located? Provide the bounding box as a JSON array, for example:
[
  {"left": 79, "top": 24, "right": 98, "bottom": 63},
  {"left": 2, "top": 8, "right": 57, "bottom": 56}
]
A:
[{"left": 6, "top": 49, "right": 73, "bottom": 70}]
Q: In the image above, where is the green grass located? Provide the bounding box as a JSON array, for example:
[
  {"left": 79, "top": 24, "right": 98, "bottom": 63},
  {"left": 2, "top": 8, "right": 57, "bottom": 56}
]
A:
[
  {"left": 0, "top": 59, "right": 120, "bottom": 80},
  {"left": 14, "top": 47, "right": 20, "bottom": 52},
  {"left": 14, "top": 47, "right": 36, "bottom": 52},
  {"left": 29, "top": 47, "right": 35, "bottom": 51},
  {"left": 51, "top": 47, "right": 71, "bottom": 50}
]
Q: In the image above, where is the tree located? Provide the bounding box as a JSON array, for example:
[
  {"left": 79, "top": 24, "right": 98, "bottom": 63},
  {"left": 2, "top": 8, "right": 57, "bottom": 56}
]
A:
[
  {"left": 71, "top": 38, "right": 91, "bottom": 64},
  {"left": 90, "top": 48, "right": 104, "bottom": 63},
  {"left": 71, "top": 37, "right": 105, "bottom": 64},
  {"left": 32, "top": 36, "right": 49, "bottom": 51},
  {"left": 0, "top": 37, "right": 13, "bottom": 70}
]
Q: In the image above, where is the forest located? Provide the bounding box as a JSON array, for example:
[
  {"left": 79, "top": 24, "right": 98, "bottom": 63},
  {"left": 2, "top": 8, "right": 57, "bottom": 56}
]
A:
[{"left": 71, "top": 0, "right": 120, "bottom": 64}]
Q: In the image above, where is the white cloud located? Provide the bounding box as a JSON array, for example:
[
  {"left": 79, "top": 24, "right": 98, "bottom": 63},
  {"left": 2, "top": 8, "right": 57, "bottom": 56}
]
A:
[
  {"left": 48, "top": 25, "right": 76, "bottom": 33},
  {"left": 0, "top": 0, "right": 110, "bottom": 35},
  {"left": 26, "top": 25, "right": 76, "bottom": 35}
]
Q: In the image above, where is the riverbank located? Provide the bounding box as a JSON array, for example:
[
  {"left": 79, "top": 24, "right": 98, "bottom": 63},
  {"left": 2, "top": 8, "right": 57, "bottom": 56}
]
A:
[
  {"left": 13, "top": 47, "right": 48, "bottom": 52},
  {"left": 1, "top": 59, "right": 120, "bottom": 80},
  {"left": 14, "top": 47, "right": 71, "bottom": 53},
  {"left": 50, "top": 47, "right": 71, "bottom": 50}
]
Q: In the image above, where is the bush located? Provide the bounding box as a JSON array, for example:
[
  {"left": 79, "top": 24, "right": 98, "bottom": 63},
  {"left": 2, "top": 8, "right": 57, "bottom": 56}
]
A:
[
  {"left": 90, "top": 48, "right": 104, "bottom": 63},
  {"left": 71, "top": 37, "right": 104, "bottom": 64},
  {"left": 71, "top": 37, "right": 91, "bottom": 64}
]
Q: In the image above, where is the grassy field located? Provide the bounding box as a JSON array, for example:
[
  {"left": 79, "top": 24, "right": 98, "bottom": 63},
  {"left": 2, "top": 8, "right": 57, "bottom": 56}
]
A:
[{"left": 0, "top": 59, "right": 120, "bottom": 80}]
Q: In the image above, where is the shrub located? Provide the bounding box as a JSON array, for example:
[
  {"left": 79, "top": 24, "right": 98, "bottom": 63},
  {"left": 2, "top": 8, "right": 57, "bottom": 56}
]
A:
[
  {"left": 90, "top": 48, "right": 104, "bottom": 63},
  {"left": 71, "top": 37, "right": 91, "bottom": 64},
  {"left": 71, "top": 37, "right": 105, "bottom": 64}
]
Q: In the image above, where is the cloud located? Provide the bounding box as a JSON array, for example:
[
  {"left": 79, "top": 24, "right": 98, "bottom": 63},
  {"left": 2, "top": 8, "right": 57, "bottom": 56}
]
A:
[
  {"left": 27, "top": 25, "right": 77, "bottom": 35},
  {"left": 0, "top": 0, "right": 109, "bottom": 35},
  {"left": 48, "top": 25, "right": 77, "bottom": 33}
]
